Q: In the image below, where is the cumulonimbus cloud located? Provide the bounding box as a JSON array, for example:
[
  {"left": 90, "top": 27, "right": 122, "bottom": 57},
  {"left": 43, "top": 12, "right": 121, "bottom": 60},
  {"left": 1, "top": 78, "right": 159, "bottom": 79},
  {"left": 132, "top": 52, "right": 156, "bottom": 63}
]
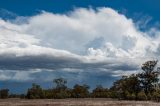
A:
[{"left": 0, "top": 7, "right": 160, "bottom": 82}]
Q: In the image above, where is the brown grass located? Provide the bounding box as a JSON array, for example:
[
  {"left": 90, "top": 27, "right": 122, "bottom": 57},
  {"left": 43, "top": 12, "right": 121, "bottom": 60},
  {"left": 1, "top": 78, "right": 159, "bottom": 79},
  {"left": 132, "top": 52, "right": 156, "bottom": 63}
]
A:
[{"left": 0, "top": 98, "right": 160, "bottom": 106}]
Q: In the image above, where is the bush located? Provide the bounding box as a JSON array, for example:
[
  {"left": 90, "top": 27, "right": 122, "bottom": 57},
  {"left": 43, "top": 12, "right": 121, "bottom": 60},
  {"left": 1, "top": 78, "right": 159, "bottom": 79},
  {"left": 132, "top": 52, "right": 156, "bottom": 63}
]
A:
[
  {"left": 107, "top": 91, "right": 118, "bottom": 98},
  {"left": 26, "top": 83, "right": 45, "bottom": 99},
  {"left": 152, "top": 90, "right": 160, "bottom": 102},
  {"left": 92, "top": 85, "right": 109, "bottom": 98},
  {"left": 72, "top": 84, "right": 90, "bottom": 98},
  {"left": 137, "top": 91, "right": 147, "bottom": 100},
  {"left": 126, "top": 92, "right": 136, "bottom": 100},
  {"left": 147, "top": 92, "right": 152, "bottom": 100},
  {"left": 0, "top": 89, "right": 9, "bottom": 99}
]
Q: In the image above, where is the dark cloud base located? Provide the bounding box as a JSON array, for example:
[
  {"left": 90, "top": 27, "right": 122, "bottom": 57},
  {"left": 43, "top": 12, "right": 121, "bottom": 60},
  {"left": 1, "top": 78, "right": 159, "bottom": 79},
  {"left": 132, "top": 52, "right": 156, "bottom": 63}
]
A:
[{"left": 0, "top": 54, "right": 138, "bottom": 71}]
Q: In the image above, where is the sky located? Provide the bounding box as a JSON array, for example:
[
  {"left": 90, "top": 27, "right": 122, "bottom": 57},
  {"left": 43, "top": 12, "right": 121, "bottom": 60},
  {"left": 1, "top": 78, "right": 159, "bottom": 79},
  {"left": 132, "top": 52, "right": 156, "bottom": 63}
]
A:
[{"left": 0, "top": 0, "right": 160, "bottom": 93}]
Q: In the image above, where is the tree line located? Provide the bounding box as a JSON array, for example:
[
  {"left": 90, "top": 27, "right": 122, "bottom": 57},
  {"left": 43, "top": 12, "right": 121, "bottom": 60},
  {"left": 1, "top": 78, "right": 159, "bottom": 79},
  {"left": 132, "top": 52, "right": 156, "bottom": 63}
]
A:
[{"left": 1, "top": 60, "right": 160, "bottom": 101}]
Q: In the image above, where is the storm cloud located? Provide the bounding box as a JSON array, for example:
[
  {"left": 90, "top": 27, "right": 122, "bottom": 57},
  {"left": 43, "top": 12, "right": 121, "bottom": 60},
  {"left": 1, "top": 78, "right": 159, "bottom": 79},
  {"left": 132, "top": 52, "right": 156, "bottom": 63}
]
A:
[{"left": 0, "top": 7, "right": 160, "bottom": 83}]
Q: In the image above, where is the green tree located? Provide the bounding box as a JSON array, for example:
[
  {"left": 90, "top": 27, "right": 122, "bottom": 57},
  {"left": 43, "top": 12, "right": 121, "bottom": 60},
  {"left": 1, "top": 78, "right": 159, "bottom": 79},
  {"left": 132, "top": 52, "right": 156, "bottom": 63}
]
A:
[
  {"left": 53, "top": 78, "right": 67, "bottom": 90},
  {"left": 26, "top": 83, "right": 45, "bottom": 99},
  {"left": 72, "top": 84, "right": 90, "bottom": 98},
  {"left": 138, "top": 60, "right": 159, "bottom": 95},
  {"left": 53, "top": 78, "right": 71, "bottom": 99},
  {"left": 110, "top": 74, "right": 140, "bottom": 99},
  {"left": 92, "top": 85, "right": 109, "bottom": 98}
]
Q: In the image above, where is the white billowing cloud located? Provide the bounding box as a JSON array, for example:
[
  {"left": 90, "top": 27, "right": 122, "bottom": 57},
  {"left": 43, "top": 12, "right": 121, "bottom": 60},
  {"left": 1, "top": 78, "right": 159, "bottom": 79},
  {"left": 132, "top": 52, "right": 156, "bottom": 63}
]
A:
[
  {"left": 0, "top": 20, "right": 39, "bottom": 50},
  {"left": 0, "top": 7, "right": 160, "bottom": 81},
  {"left": 17, "top": 8, "right": 160, "bottom": 58},
  {"left": 24, "top": 8, "right": 136, "bottom": 54}
]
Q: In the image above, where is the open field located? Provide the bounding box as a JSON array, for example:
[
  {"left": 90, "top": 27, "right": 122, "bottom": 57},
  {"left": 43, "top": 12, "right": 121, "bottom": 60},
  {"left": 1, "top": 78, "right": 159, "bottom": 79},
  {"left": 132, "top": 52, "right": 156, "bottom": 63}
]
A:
[{"left": 0, "top": 98, "right": 160, "bottom": 106}]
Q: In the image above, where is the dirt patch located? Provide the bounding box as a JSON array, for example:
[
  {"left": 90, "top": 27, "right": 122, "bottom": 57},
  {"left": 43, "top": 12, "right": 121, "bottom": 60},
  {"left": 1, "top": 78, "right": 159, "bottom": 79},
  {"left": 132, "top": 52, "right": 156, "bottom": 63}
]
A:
[{"left": 0, "top": 98, "right": 159, "bottom": 106}]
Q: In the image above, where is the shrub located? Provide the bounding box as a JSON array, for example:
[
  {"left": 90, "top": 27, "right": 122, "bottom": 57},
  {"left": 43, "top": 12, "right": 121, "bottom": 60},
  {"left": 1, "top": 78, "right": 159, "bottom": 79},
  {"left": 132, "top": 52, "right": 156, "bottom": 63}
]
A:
[
  {"left": 137, "top": 91, "right": 147, "bottom": 100},
  {"left": 26, "top": 83, "right": 45, "bottom": 99},
  {"left": 147, "top": 92, "right": 152, "bottom": 100},
  {"left": 126, "top": 92, "right": 136, "bottom": 100},
  {"left": 0, "top": 89, "right": 9, "bottom": 99},
  {"left": 152, "top": 90, "right": 160, "bottom": 102}
]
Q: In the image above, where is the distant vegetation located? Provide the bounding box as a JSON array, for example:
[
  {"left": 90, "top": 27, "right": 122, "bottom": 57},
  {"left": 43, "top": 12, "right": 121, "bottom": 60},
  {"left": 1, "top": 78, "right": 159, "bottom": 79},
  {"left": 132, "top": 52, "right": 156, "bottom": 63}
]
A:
[{"left": 1, "top": 60, "right": 160, "bottom": 101}]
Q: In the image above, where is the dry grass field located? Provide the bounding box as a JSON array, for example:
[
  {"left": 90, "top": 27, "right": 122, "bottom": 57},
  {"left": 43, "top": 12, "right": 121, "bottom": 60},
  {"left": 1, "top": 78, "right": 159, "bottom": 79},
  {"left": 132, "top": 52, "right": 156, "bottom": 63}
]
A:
[{"left": 0, "top": 98, "right": 160, "bottom": 106}]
